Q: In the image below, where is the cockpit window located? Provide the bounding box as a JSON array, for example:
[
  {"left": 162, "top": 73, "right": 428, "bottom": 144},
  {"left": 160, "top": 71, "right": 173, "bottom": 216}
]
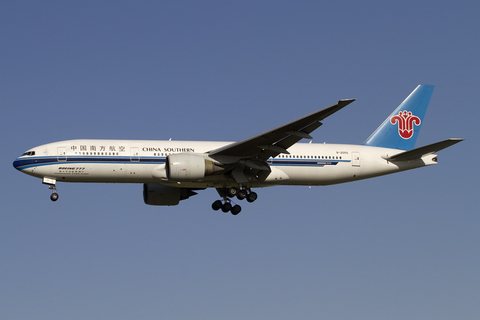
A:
[{"left": 21, "top": 151, "right": 35, "bottom": 156}]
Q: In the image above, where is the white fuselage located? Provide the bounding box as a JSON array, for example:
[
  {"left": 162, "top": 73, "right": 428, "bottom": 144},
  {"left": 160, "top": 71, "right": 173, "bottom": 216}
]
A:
[{"left": 14, "top": 139, "right": 436, "bottom": 189}]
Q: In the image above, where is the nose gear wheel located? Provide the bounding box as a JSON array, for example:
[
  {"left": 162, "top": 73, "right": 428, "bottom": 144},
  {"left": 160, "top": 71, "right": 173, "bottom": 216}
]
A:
[{"left": 48, "top": 185, "right": 59, "bottom": 202}]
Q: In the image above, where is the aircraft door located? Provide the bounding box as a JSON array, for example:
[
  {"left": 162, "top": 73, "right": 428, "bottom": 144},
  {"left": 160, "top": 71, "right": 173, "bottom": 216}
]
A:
[
  {"left": 130, "top": 147, "right": 140, "bottom": 162},
  {"left": 57, "top": 147, "right": 67, "bottom": 162},
  {"left": 352, "top": 152, "right": 360, "bottom": 167}
]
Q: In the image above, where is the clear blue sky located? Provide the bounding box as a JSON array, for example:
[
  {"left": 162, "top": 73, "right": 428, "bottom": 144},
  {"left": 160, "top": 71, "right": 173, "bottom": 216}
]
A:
[{"left": 1, "top": 1, "right": 478, "bottom": 319}]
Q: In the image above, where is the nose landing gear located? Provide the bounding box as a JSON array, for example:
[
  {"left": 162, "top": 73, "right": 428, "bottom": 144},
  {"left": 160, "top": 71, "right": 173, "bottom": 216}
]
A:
[
  {"left": 49, "top": 186, "right": 59, "bottom": 202},
  {"left": 43, "top": 178, "right": 59, "bottom": 202}
]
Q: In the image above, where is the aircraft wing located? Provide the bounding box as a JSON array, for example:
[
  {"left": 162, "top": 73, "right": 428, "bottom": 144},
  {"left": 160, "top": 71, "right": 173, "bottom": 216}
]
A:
[{"left": 208, "top": 99, "right": 356, "bottom": 161}]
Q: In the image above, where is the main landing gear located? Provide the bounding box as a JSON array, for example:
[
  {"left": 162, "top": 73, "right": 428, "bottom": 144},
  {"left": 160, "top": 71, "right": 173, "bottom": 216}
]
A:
[{"left": 212, "top": 187, "right": 258, "bottom": 215}]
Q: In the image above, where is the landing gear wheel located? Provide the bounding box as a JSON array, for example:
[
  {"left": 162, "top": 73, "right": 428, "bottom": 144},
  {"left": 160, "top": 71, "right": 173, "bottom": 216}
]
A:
[
  {"left": 246, "top": 191, "right": 257, "bottom": 203},
  {"left": 50, "top": 193, "right": 59, "bottom": 202},
  {"left": 237, "top": 189, "right": 247, "bottom": 200},
  {"left": 212, "top": 200, "right": 222, "bottom": 211},
  {"left": 221, "top": 202, "right": 232, "bottom": 213},
  {"left": 227, "top": 187, "right": 238, "bottom": 198},
  {"left": 231, "top": 205, "right": 241, "bottom": 215}
]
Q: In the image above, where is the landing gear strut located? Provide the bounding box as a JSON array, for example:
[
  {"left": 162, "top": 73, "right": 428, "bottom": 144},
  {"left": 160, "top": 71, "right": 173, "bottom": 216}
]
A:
[{"left": 212, "top": 187, "right": 257, "bottom": 215}]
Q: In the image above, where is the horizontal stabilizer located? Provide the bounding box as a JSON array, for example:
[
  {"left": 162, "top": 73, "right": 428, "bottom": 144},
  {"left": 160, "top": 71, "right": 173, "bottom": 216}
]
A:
[{"left": 383, "top": 138, "right": 464, "bottom": 161}]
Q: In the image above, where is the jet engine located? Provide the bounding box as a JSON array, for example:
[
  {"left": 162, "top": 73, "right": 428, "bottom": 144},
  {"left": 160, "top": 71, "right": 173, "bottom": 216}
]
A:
[
  {"left": 143, "top": 183, "right": 198, "bottom": 206},
  {"left": 166, "top": 153, "right": 222, "bottom": 182}
]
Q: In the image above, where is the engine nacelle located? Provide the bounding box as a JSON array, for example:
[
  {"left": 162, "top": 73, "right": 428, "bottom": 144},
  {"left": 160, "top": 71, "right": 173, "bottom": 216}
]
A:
[
  {"left": 166, "top": 153, "right": 221, "bottom": 182},
  {"left": 143, "top": 183, "right": 197, "bottom": 206}
]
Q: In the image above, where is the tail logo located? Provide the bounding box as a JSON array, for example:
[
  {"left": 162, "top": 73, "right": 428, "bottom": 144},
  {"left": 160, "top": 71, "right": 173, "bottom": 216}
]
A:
[{"left": 390, "top": 111, "right": 421, "bottom": 139}]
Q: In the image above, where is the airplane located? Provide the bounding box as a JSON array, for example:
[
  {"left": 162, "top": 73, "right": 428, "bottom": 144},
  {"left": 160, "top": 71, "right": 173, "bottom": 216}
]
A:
[{"left": 13, "top": 85, "right": 463, "bottom": 215}]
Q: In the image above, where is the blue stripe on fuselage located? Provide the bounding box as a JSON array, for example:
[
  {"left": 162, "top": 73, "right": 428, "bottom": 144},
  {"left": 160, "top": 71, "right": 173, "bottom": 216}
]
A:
[
  {"left": 12, "top": 156, "right": 167, "bottom": 170},
  {"left": 13, "top": 156, "right": 349, "bottom": 171},
  {"left": 269, "top": 159, "right": 349, "bottom": 167}
]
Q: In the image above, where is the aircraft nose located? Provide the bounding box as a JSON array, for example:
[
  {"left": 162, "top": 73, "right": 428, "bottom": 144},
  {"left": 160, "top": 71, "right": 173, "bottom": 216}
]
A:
[{"left": 13, "top": 158, "right": 22, "bottom": 171}]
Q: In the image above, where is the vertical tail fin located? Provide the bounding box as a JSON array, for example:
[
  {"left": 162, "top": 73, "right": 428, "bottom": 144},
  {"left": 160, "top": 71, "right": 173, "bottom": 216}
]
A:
[{"left": 362, "top": 84, "right": 434, "bottom": 150}]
